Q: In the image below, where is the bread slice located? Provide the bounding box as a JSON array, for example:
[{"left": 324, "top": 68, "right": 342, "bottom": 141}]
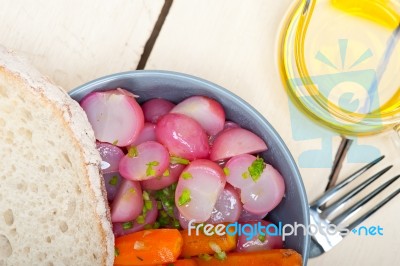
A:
[{"left": 0, "top": 45, "right": 114, "bottom": 266}]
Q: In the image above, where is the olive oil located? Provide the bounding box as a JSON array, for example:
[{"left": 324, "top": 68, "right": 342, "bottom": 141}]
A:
[{"left": 280, "top": 0, "right": 400, "bottom": 136}]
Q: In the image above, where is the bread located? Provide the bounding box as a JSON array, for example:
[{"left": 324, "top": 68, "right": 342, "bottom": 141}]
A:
[{"left": 0, "top": 45, "right": 114, "bottom": 266}]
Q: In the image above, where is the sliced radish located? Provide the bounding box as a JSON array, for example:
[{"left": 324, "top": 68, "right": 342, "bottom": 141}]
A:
[
  {"left": 113, "top": 198, "right": 158, "bottom": 237},
  {"left": 119, "top": 141, "right": 169, "bottom": 181},
  {"left": 103, "top": 172, "right": 122, "bottom": 202},
  {"left": 176, "top": 208, "right": 190, "bottom": 229},
  {"left": 141, "top": 163, "right": 185, "bottom": 191},
  {"left": 240, "top": 164, "right": 285, "bottom": 214},
  {"left": 170, "top": 96, "right": 225, "bottom": 135},
  {"left": 210, "top": 128, "right": 268, "bottom": 161},
  {"left": 127, "top": 122, "right": 157, "bottom": 147},
  {"left": 209, "top": 121, "right": 241, "bottom": 146},
  {"left": 80, "top": 89, "right": 144, "bottom": 146},
  {"left": 96, "top": 142, "right": 124, "bottom": 174},
  {"left": 226, "top": 154, "right": 285, "bottom": 214},
  {"left": 156, "top": 113, "right": 210, "bottom": 160},
  {"left": 238, "top": 208, "right": 268, "bottom": 222},
  {"left": 175, "top": 159, "right": 226, "bottom": 222},
  {"left": 142, "top": 98, "right": 175, "bottom": 123},
  {"left": 236, "top": 220, "right": 283, "bottom": 252},
  {"left": 206, "top": 184, "right": 242, "bottom": 224},
  {"left": 111, "top": 179, "right": 143, "bottom": 222}
]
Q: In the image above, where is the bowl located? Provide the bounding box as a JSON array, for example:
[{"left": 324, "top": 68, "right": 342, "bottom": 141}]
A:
[{"left": 69, "top": 70, "right": 310, "bottom": 264}]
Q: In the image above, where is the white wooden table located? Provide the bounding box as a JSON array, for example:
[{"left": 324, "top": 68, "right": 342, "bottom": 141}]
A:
[{"left": 1, "top": 0, "right": 399, "bottom": 265}]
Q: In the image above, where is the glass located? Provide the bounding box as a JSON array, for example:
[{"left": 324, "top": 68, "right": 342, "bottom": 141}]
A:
[{"left": 279, "top": 0, "right": 400, "bottom": 137}]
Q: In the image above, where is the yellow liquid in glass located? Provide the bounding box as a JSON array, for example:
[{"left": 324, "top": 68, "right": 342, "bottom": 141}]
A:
[{"left": 280, "top": 0, "right": 400, "bottom": 136}]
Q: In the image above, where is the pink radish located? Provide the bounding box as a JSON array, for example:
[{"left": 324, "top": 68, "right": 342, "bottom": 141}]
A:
[
  {"left": 236, "top": 220, "right": 283, "bottom": 252},
  {"left": 170, "top": 96, "right": 225, "bottom": 135},
  {"left": 113, "top": 198, "right": 158, "bottom": 237},
  {"left": 141, "top": 163, "right": 185, "bottom": 190},
  {"left": 96, "top": 142, "right": 124, "bottom": 174},
  {"left": 225, "top": 154, "right": 285, "bottom": 214},
  {"left": 142, "top": 98, "right": 175, "bottom": 123},
  {"left": 206, "top": 184, "right": 242, "bottom": 224},
  {"left": 119, "top": 141, "right": 169, "bottom": 181},
  {"left": 127, "top": 122, "right": 157, "bottom": 147},
  {"left": 80, "top": 89, "right": 144, "bottom": 146},
  {"left": 210, "top": 128, "right": 267, "bottom": 161},
  {"left": 209, "top": 121, "right": 241, "bottom": 146},
  {"left": 103, "top": 172, "right": 122, "bottom": 202},
  {"left": 156, "top": 113, "right": 210, "bottom": 160},
  {"left": 111, "top": 179, "right": 143, "bottom": 222},
  {"left": 239, "top": 208, "right": 268, "bottom": 222},
  {"left": 175, "top": 159, "right": 226, "bottom": 222}
]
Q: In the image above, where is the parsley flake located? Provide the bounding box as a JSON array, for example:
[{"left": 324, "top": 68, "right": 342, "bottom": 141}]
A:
[
  {"left": 109, "top": 175, "right": 118, "bottom": 186},
  {"left": 170, "top": 156, "right": 190, "bottom": 165},
  {"left": 223, "top": 167, "right": 230, "bottom": 176},
  {"left": 146, "top": 161, "right": 159, "bottom": 176},
  {"left": 178, "top": 189, "right": 191, "bottom": 206},
  {"left": 248, "top": 157, "right": 266, "bottom": 182},
  {"left": 127, "top": 146, "right": 138, "bottom": 158},
  {"left": 181, "top": 172, "right": 192, "bottom": 180}
]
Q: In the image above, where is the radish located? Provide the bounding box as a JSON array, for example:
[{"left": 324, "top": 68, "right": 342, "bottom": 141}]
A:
[
  {"left": 141, "top": 98, "right": 175, "bottom": 123},
  {"left": 156, "top": 113, "right": 210, "bottom": 160},
  {"left": 175, "top": 159, "right": 226, "bottom": 222},
  {"left": 80, "top": 89, "right": 144, "bottom": 146},
  {"left": 206, "top": 184, "right": 242, "bottom": 224},
  {"left": 141, "top": 163, "right": 185, "bottom": 191},
  {"left": 225, "top": 154, "right": 285, "bottom": 214},
  {"left": 210, "top": 128, "right": 267, "bottom": 161},
  {"left": 96, "top": 142, "right": 124, "bottom": 174},
  {"left": 103, "top": 172, "right": 122, "bottom": 202},
  {"left": 111, "top": 179, "right": 143, "bottom": 222},
  {"left": 239, "top": 208, "right": 268, "bottom": 222},
  {"left": 236, "top": 220, "right": 283, "bottom": 252},
  {"left": 170, "top": 96, "right": 225, "bottom": 135},
  {"left": 127, "top": 122, "right": 157, "bottom": 147},
  {"left": 119, "top": 141, "right": 170, "bottom": 181}
]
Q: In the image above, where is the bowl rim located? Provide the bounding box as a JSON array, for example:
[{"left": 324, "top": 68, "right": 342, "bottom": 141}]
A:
[{"left": 69, "top": 69, "right": 311, "bottom": 264}]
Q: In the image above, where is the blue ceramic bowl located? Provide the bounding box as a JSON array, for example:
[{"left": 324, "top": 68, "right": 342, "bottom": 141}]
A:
[{"left": 69, "top": 70, "right": 310, "bottom": 264}]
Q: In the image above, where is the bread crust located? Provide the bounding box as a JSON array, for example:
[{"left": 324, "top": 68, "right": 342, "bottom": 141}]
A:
[{"left": 0, "top": 45, "right": 114, "bottom": 266}]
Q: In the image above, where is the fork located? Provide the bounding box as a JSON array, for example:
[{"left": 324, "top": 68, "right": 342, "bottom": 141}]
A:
[{"left": 309, "top": 155, "right": 400, "bottom": 258}]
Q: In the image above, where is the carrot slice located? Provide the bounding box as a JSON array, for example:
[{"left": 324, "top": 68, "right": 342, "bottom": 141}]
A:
[
  {"left": 180, "top": 226, "right": 237, "bottom": 257},
  {"left": 194, "top": 249, "right": 302, "bottom": 266},
  {"left": 163, "top": 259, "right": 198, "bottom": 266},
  {"left": 114, "top": 229, "right": 183, "bottom": 266}
]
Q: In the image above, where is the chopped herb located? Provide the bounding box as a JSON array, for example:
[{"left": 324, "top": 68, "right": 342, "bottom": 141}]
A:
[
  {"left": 170, "top": 156, "right": 190, "bottom": 165},
  {"left": 144, "top": 200, "right": 153, "bottom": 211},
  {"left": 109, "top": 175, "right": 118, "bottom": 186},
  {"left": 153, "top": 221, "right": 160, "bottom": 229},
  {"left": 136, "top": 215, "right": 145, "bottom": 224},
  {"left": 146, "top": 161, "right": 159, "bottom": 176},
  {"left": 122, "top": 221, "right": 133, "bottom": 230},
  {"left": 142, "top": 191, "right": 150, "bottom": 201},
  {"left": 144, "top": 224, "right": 152, "bottom": 230},
  {"left": 114, "top": 247, "right": 120, "bottom": 257},
  {"left": 242, "top": 171, "right": 249, "bottom": 179},
  {"left": 178, "top": 189, "right": 191, "bottom": 206},
  {"left": 127, "top": 146, "right": 138, "bottom": 158},
  {"left": 172, "top": 218, "right": 180, "bottom": 229},
  {"left": 136, "top": 256, "right": 143, "bottom": 261},
  {"left": 162, "top": 168, "right": 170, "bottom": 177},
  {"left": 223, "top": 167, "right": 230, "bottom": 176},
  {"left": 258, "top": 234, "right": 266, "bottom": 243},
  {"left": 214, "top": 251, "right": 227, "bottom": 261},
  {"left": 181, "top": 172, "right": 192, "bottom": 180},
  {"left": 160, "top": 210, "right": 168, "bottom": 218},
  {"left": 198, "top": 253, "right": 212, "bottom": 261},
  {"left": 112, "top": 140, "right": 118, "bottom": 145},
  {"left": 157, "top": 201, "right": 162, "bottom": 210},
  {"left": 248, "top": 157, "right": 265, "bottom": 182}
]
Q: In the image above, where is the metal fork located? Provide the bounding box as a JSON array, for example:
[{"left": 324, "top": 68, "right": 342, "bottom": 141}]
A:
[{"left": 309, "top": 155, "right": 400, "bottom": 258}]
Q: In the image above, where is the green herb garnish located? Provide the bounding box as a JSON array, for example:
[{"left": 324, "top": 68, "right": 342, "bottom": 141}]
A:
[
  {"left": 178, "top": 189, "right": 191, "bottom": 206},
  {"left": 144, "top": 200, "right": 153, "bottom": 211},
  {"left": 109, "top": 175, "right": 118, "bottom": 186},
  {"left": 144, "top": 224, "right": 153, "bottom": 230},
  {"left": 127, "top": 146, "right": 138, "bottom": 158},
  {"left": 223, "top": 167, "right": 230, "bottom": 176},
  {"left": 242, "top": 171, "right": 249, "bottom": 179},
  {"left": 258, "top": 234, "right": 266, "bottom": 243},
  {"left": 114, "top": 247, "right": 120, "bottom": 257},
  {"left": 198, "top": 254, "right": 212, "bottom": 261},
  {"left": 142, "top": 191, "right": 150, "bottom": 201},
  {"left": 162, "top": 169, "right": 170, "bottom": 177},
  {"left": 146, "top": 161, "right": 159, "bottom": 176},
  {"left": 136, "top": 215, "right": 145, "bottom": 224},
  {"left": 112, "top": 140, "right": 118, "bottom": 145},
  {"left": 248, "top": 157, "right": 265, "bottom": 182},
  {"left": 181, "top": 172, "right": 192, "bottom": 180},
  {"left": 170, "top": 156, "right": 190, "bottom": 165},
  {"left": 122, "top": 221, "right": 133, "bottom": 230},
  {"left": 214, "top": 251, "right": 227, "bottom": 261}
]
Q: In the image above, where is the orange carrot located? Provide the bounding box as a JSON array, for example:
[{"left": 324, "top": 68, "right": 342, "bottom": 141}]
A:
[
  {"left": 179, "top": 226, "right": 237, "bottom": 257},
  {"left": 114, "top": 229, "right": 183, "bottom": 266},
  {"left": 162, "top": 259, "right": 198, "bottom": 266},
  {"left": 194, "top": 249, "right": 302, "bottom": 266}
]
